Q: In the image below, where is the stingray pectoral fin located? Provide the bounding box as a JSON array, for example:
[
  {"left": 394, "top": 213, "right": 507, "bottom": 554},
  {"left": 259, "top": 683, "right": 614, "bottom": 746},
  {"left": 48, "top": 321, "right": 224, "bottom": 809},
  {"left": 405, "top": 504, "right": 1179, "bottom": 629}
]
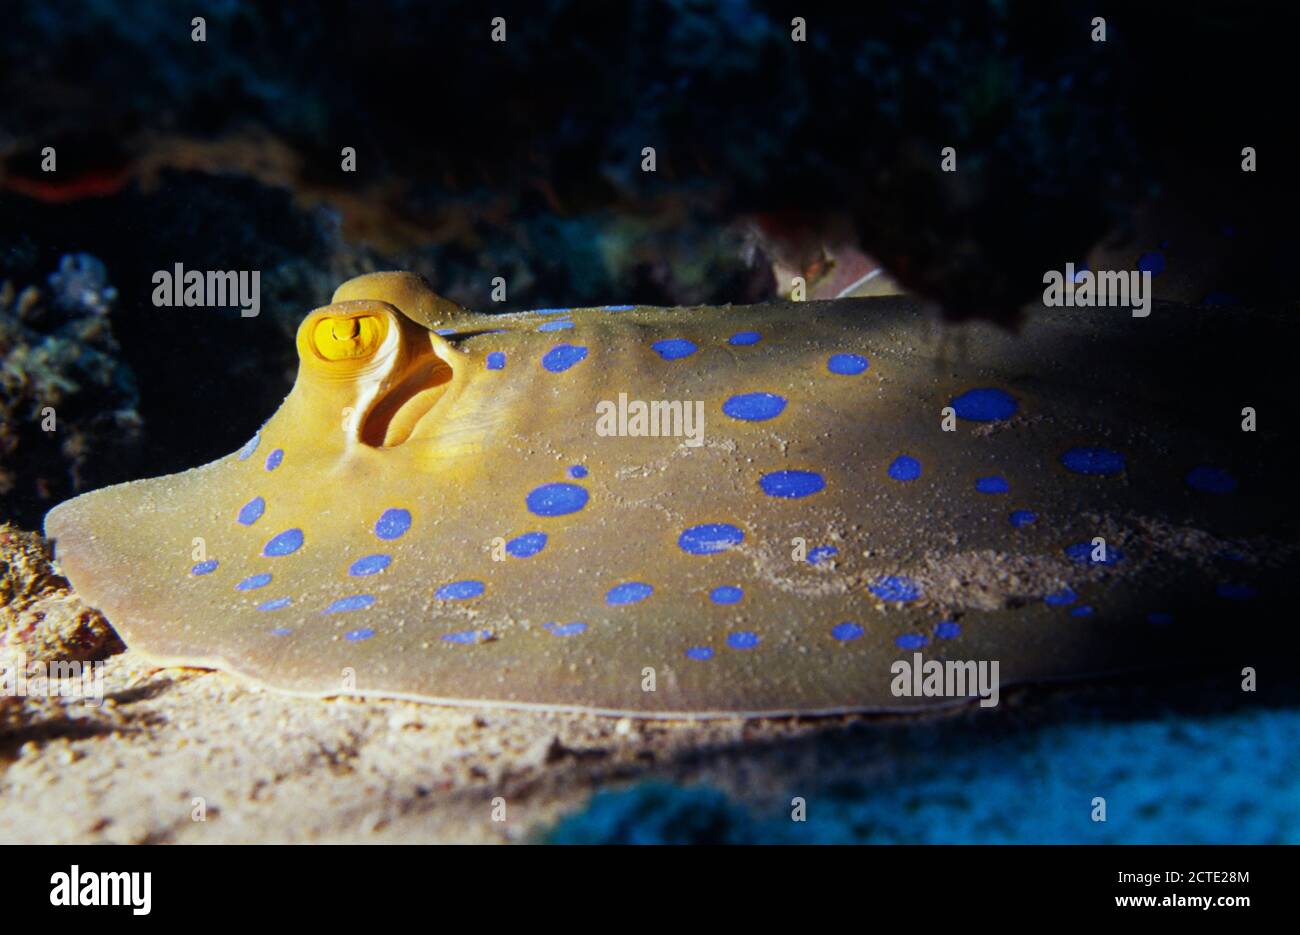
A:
[
  {"left": 44, "top": 458, "right": 361, "bottom": 693},
  {"left": 43, "top": 467, "right": 235, "bottom": 669}
]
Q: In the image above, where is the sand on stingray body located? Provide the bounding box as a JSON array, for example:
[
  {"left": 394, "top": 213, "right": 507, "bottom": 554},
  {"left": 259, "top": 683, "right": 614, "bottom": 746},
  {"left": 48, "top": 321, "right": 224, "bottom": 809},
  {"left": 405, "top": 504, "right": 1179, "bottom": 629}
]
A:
[{"left": 44, "top": 273, "right": 1288, "bottom": 717}]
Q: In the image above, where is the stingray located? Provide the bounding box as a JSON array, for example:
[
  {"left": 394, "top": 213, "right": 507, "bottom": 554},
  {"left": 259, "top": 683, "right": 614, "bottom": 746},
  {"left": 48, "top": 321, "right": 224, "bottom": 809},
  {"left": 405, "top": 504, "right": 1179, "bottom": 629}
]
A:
[{"left": 44, "top": 272, "right": 1294, "bottom": 717}]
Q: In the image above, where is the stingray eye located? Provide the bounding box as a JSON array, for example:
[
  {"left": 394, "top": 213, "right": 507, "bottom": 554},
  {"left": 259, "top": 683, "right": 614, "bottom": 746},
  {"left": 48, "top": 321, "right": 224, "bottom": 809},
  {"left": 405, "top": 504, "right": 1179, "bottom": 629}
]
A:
[{"left": 311, "top": 314, "right": 387, "bottom": 361}]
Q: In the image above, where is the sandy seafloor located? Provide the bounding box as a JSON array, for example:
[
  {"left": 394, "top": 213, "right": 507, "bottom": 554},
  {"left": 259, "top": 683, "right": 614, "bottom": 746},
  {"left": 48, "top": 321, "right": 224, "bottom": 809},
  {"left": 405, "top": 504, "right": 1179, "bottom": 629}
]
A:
[{"left": 4, "top": 638, "right": 1297, "bottom": 844}]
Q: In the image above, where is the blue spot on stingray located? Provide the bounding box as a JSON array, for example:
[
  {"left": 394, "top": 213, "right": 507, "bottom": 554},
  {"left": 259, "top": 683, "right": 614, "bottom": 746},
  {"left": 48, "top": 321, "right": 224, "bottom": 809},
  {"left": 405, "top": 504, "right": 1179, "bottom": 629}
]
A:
[
  {"left": 538, "top": 319, "right": 574, "bottom": 332},
  {"left": 263, "top": 528, "right": 303, "bottom": 557},
  {"left": 265, "top": 448, "right": 284, "bottom": 471},
  {"left": 349, "top": 554, "right": 392, "bottom": 577},
  {"left": 727, "top": 631, "right": 760, "bottom": 650},
  {"left": 269, "top": 627, "right": 292, "bottom": 635},
  {"left": 1066, "top": 542, "right": 1123, "bottom": 566},
  {"left": 258, "top": 597, "right": 292, "bottom": 612},
  {"left": 651, "top": 338, "right": 697, "bottom": 360},
  {"left": 506, "top": 532, "right": 548, "bottom": 558},
  {"left": 935, "top": 620, "right": 961, "bottom": 639},
  {"left": 1044, "top": 587, "right": 1078, "bottom": 606},
  {"left": 434, "top": 328, "right": 456, "bottom": 336},
  {"left": 526, "top": 482, "right": 589, "bottom": 516},
  {"left": 869, "top": 576, "right": 922, "bottom": 602},
  {"left": 1009, "top": 510, "right": 1037, "bottom": 527},
  {"left": 950, "top": 388, "right": 1018, "bottom": 422},
  {"left": 602, "top": 305, "right": 634, "bottom": 312},
  {"left": 190, "top": 559, "right": 218, "bottom": 576},
  {"left": 326, "top": 595, "right": 374, "bottom": 614},
  {"left": 374, "top": 508, "right": 412, "bottom": 540},
  {"left": 442, "top": 629, "right": 492, "bottom": 645},
  {"left": 532, "top": 308, "right": 571, "bottom": 316},
  {"left": 1186, "top": 466, "right": 1238, "bottom": 494},
  {"left": 568, "top": 465, "right": 588, "bottom": 479},
  {"left": 1138, "top": 251, "right": 1165, "bottom": 275},
  {"left": 545, "top": 622, "right": 588, "bottom": 637},
  {"left": 606, "top": 582, "right": 653, "bottom": 605},
  {"left": 759, "top": 469, "right": 826, "bottom": 498},
  {"left": 709, "top": 585, "right": 743, "bottom": 604},
  {"left": 1071, "top": 605, "right": 1095, "bottom": 617},
  {"left": 436, "top": 580, "right": 485, "bottom": 601},
  {"left": 1217, "top": 582, "right": 1257, "bottom": 601},
  {"left": 344, "top": 626, "right": 375, "bottom": 641},
  {"left": 678, "top": 523, "right": 744, "bottom": 555},
  {"left": 1147, "top": 611, "right": 1174, "bottom": 625},
  {"left": 236, "top": 433, "right": 260, "bottom": 461},
  {"left": 827, "top": 353, "right": 869, "bottom": 375},
  {"left": 896, "top": 633, "right": 928, "bottom": 650},
  {"left": 888, "top": 455, "right": 921, "bottom": 481},
  {"left": 237, "top": 496, "right": 265, "bottom": 526},
  {"left": 728, "top": 331, "right": 761, "bottom": 346},
  {"left": 1061, "top": 447, "right": 1126, "bottom": 476},
  {"left": 486, "top": 351, "right": 506, "bottom": 370},
  {"left": 236, "top": 573, "right": 272, "bottom": 591},
  {"left": 831, "top": 622, "right": 864, "bottom": 642},
  {"left": 685, "top": 646, "right": 714, "bottom": 661},
  {"left": 975, "top": 476, "right": 1009, "bottom": 494},
  {"left": 542, "top": 344, "right": 588, "bottom": 373},
  {"left": 722, "top": 392, "right": 786, "bottom": 422},
  {"left": 808, "top": 545, "right": 838, "bottom": 565}
]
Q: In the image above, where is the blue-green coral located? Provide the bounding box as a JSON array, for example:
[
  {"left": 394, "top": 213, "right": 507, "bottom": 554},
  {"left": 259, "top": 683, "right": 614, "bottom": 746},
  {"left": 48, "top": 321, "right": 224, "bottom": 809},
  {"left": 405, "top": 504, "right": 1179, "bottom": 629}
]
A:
[{"left": 547, "top": 707, "right": 1300, "bottom": 844}]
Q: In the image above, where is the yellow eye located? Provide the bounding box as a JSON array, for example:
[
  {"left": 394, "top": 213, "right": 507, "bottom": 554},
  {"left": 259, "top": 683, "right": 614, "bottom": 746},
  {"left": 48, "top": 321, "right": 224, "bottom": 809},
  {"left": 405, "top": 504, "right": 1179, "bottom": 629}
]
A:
[{"left": 312, "top": 314, "right": 386, "bottom": 361}]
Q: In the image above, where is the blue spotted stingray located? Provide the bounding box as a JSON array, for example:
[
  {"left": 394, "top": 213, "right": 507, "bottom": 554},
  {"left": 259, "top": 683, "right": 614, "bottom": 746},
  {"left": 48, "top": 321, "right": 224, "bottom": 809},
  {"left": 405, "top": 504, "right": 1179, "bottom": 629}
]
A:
[{"left": 43, "top": 272, "right": 1269, "bottom": 717}]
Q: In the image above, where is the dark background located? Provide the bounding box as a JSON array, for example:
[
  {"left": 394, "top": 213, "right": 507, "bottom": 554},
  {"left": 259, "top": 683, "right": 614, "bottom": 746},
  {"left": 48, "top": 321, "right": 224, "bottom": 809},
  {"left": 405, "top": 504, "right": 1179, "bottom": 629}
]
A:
[{"left": 1, "top": 0, "right": 1295, "bottom": 525}]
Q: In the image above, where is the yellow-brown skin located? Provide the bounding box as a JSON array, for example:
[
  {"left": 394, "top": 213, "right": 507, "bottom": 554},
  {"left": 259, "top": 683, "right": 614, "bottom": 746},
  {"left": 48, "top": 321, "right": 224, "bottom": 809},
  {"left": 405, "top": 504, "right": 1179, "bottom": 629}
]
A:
[{"left": 44, "top": 272, "right": 1244, "bottom": 717}]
